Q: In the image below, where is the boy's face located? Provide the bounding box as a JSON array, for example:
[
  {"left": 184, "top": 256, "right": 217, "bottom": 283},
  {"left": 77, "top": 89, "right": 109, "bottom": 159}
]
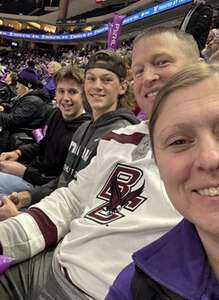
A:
[
  {"left": 84, "top": 68, "right": 126, "bottom": 120},
  {"left": 56, "top": 79, "right": 84, "bottom": 120}
]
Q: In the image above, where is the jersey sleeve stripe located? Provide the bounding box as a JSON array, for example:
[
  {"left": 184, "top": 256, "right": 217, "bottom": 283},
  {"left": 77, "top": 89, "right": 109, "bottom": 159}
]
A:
[
  {"left": 28, "top": 207, "right": 58, "bottom": 248},
  {"left": 102, "top": 132, "right": 145, "bottom": 145}
]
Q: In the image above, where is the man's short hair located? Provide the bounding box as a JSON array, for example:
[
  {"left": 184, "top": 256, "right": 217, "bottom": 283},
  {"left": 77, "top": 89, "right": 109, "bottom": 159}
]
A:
[{"left": 133, "top": 27, "right": 200, "bottom": 62}]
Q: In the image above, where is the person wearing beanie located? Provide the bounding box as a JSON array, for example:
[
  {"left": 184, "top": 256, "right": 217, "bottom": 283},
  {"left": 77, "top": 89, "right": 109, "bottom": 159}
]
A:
[
  {"left": 16, "top": 68, "right": 43, "bottom": 91},
  {"left": 0, "top": 67, "right": 51, "bottom": 152}
]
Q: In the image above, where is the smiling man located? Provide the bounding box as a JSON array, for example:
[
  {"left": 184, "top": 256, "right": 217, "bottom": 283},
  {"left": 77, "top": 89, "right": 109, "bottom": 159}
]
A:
[
  {"left": 131, "top": 27, "right": 202, "bottom": 119},
  {"left": 0, "top": 28, "right": 203, "bottom": 300}
]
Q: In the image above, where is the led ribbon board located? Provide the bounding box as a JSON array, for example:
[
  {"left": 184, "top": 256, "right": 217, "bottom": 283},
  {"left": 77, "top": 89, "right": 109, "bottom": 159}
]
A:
[{"left": 0, "top": 0, "right": 192, "bottom": 41}]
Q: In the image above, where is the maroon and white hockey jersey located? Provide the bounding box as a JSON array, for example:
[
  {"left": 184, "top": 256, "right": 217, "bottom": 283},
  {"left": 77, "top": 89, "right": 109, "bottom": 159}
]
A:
[{"left": 0, "top": 121, "right": 182, "bottom": 299}]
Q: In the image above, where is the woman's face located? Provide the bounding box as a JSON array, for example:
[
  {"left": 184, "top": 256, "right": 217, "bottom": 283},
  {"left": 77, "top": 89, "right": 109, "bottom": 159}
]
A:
[
  {"left": 84, "top": 68, "right": 126, "bottom": 120},
  {"left": 47, "top": 63, "right": 54, "bottom": 75},
  {"left": 153, "top": 78, "right": 219, "bottom": 237},
  {"left": 48, "top": 63, "right": 59, "bottom": 76}
]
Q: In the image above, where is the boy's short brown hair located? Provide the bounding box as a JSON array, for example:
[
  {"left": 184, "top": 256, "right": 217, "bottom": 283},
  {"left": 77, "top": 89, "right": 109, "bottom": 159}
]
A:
[{"left": 55, "top": 64, "right": 84, "bottom": 86}]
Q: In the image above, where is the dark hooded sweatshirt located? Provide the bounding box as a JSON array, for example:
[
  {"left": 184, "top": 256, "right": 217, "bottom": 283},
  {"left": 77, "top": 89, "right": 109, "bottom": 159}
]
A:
[
  {"left": 31, "top": 108, "right": 139, "bottom": 204},
  {"left": 18, "top": 108, "right": 90, "bottom": 186}
]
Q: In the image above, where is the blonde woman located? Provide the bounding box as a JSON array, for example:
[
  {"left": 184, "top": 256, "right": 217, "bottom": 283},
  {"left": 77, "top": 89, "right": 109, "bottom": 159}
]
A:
[
  {"left": 106, "top": 63, "right": 219, "bottom": 300},
  {"left": 44, "top": 60, "right": 62, "bottom": 101}
]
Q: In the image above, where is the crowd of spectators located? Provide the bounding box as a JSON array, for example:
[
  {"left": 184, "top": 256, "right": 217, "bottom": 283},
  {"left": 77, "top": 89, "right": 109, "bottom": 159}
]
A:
[
  {"left": 0, "top": 41, "right": 132, "bottom": 77},
  {"left": 0, "top": 1, "right": 219, "bottom": 299}
]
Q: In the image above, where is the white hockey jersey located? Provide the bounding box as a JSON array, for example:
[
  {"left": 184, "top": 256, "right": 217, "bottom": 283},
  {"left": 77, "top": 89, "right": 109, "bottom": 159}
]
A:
[{"left": 0, "top": 122, "right": 182, "bottom": 299}]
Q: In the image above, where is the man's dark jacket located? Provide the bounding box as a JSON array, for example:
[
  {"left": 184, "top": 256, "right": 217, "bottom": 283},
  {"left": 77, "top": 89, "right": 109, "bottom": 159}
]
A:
[
  {"left": 0, "top": 89, "right": 50, "bottom": 131},
  {"left": 180, "top": 3, "right": 213, "bottom": 51},
  {"left": 0, "top": 89, "right": 52, "bottom": 152}
]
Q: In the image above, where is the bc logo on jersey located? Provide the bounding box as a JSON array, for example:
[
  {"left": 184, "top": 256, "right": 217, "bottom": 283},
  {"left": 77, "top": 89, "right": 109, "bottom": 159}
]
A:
[{"left": 85, "top": 164, "right": 146, "bottom": 224}]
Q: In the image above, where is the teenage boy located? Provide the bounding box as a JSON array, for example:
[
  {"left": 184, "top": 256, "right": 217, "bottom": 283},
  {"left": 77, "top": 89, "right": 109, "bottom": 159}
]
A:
[{"left": 0, "top": 64, "right": 89, "bottom": 199}]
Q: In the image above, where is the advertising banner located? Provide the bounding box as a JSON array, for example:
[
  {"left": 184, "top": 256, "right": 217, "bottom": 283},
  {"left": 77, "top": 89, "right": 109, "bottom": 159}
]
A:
[{"left": 107, "top": 13, "right": 126, "bottom": 51}]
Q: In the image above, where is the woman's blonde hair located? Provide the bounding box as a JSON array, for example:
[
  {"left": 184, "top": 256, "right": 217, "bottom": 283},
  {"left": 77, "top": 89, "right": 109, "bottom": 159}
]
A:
[
  {"left": 149, "top": 62, "right": 219, "bottom": 152},
  {"left": 48, "top": 61, "right": 62, "bottom": 75}
]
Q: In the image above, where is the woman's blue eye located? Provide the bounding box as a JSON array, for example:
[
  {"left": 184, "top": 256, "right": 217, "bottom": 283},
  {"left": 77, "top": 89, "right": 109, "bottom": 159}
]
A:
[{"left": 169, "top": 137, "right": 195, "bottom": 148}]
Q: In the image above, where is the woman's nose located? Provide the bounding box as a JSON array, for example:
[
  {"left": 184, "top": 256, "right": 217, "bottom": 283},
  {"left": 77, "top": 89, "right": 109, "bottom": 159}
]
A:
[{"left": 195, "top": 136, "right": 219, "bottom": 173}]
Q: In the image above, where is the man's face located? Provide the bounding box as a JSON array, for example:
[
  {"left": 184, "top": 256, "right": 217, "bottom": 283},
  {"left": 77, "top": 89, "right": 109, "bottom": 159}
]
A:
[
  {"left": 16, "top": 82, "right": 28, "bottom": 96},
  {"left": 131, "top": 33, "right": 197, "bottom": 118}
]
